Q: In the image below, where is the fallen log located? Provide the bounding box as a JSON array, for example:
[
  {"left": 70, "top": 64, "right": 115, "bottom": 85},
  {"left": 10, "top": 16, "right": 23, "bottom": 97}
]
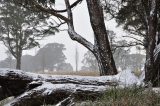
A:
[
  {"left": 5, "top": 82, "right": 108, "bottom": 106},
  {"left": 0, "top": 68, "right": 118, "bottom": 101},
  {"left": 0, "top": 68, "right": 141, "bottom": 106},
  {"left": 55, "top": 96, "right": 74, "bottom": 106}
]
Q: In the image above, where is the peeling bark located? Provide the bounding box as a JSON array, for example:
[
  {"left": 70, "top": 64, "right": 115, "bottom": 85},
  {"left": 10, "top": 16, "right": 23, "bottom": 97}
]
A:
[{"left": 144, "top": 0, "right": 160, "bottom": 87}]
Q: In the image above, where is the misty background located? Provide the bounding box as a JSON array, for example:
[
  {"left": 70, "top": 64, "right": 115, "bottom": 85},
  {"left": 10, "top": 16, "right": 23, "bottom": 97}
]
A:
[{"left": 0, "top": 0, "right": 144, "bottom": 72}]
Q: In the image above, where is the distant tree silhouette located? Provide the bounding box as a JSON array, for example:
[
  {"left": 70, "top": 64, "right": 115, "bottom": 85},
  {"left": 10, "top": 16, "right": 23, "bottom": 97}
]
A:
[{"left": 0, "top": 43, "right": 73, "bottom": 72}]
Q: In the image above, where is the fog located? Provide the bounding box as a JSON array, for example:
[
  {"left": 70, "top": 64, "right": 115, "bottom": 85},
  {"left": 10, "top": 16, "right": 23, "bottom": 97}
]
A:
[{"left": 0, "top": 0, "right": 125, "bottom": 70}]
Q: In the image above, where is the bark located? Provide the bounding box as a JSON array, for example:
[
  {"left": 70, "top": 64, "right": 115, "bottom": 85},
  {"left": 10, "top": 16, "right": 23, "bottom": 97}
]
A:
[
  {"left": 145, "top": 0, "right": 160, "bottom": 87},
  {"left": 153, "top": 47, "right": 160, "bottom": 86},
  {"left": 0, "top": 70, "right": 33, "bottom": 100},
  {"left": 0, "top": 69, "right": 118, "bottom": 101},
  {"left": 15, "top": 41, "right": 22, "bottom": 69},
  {"left": 16, "top": 54, "right": 21, "bottom": 70},
  {"left": 65, "top": 0, "right": 117, "bottom": 75},
  {"left": 86, "top": 0, "right": 117, "bottom": 75},
  {"left": 7, "top": 83, "right": 106, "bottom": 106}
]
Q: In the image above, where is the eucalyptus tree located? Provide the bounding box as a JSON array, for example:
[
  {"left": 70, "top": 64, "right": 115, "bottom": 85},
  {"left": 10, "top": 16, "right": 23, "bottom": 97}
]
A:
[
  {"left": 0, "top": 0, "right": 58, "bottom": 69},
  {"left": 15, "top": 0, "right": 118, "bottom": 75},
  {"left": 105, "top": 0, "right": 160, "bottom": 86}
]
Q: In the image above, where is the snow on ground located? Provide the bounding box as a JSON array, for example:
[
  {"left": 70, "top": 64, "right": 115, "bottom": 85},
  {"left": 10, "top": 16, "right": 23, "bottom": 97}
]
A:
[
  {"left": 116, "top": 69, "right": 143, "bottom": 86},
  {"left": 101, "top": 69, "right": 143, "bottom": 87}
]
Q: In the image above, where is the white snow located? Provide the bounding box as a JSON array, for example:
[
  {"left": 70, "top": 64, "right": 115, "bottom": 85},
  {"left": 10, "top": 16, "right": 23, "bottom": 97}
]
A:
[
  {"left": 0, "top": 68, "right": 143, "bottom": 87},
  {"left": 1, "top": 68, "right": 145, "bottom": 106},
  {"left": 116, "top": 69, "right": 142, "bottom": 86},
  {"left": 5, "top": 82, "right": 108, "bottom": 106},
  {"left": 154, "top": 43, "right": 160, "bottom": 61},
  {"left": 100, "top": 69, "right": 143, "bottom": 87},
  {"left": 150, "top": 0, "right": 156, "bottom": 16}
]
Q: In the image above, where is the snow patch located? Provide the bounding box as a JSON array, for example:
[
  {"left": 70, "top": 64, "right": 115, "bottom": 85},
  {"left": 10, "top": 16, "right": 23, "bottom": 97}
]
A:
[{"left": 116, "top": 69, "right": 142, "bottom": 86}]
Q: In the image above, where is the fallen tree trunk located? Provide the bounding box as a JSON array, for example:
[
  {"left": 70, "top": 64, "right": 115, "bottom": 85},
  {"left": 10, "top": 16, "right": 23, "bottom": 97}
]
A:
[
  {"left": 0, "top": 69, "right": 118, "bottom": 101},
  {"left": 6, "top": 82, "right": 107, "bottom": 106},
  {"left": 0, "top": 69, "right": 141, "bottom": 106}
]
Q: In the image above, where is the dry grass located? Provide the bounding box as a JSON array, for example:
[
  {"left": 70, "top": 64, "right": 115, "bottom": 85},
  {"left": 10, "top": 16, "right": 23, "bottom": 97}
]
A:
[
  {"left": 76, "top": 87, "right": 160, "bottom": 106},
  {"left": 39, "top": 70, "right": 100, "bottom": 76},
  {"left": 132, "top": 69, "right": 142, "bottom": 78}
]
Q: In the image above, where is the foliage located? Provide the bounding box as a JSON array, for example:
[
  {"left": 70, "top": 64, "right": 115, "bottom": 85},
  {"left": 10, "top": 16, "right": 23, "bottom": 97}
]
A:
[
  {"left": 0, "top": 0, "right": 58, "bottom": 69},
  {"left": 81, "top": 45, "right": 145, "bottom": 72},
  {"left": 37, "top": 0, "right": 55, "bottom": 4},
  {"left": 0, "top": 43, "right": 73, "bottom": 72},
  {"left": 81, "top": 51, "right": 98, "bottom": 71},
  {"left": 105, "top": 0, "right": 160, "bottom": 48},
  {"left": 34, "top": 43, "right": 66, "bottom": 71}
]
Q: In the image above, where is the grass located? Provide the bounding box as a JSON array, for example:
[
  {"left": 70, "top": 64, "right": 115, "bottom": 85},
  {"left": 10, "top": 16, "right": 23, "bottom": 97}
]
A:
[
  {"left": 39, "top": 69, "right": 143, "bottom": 78},
  {"left": 76, "top": 87, "right": 160, "bottom": 106},
  {"left": 39, "top": 70, "right": 100, "bottom": 76},
  {"left": 132, "top": 69, "right": 142, "bottom": 78},
  {"left": 1, "top": 87, "right": 160, "bottom": 106},
  {"left": 1, "top": 70, "right": 159, "bottom": 106}
]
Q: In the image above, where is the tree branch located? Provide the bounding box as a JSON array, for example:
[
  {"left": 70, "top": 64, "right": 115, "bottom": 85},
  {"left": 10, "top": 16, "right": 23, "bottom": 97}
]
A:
[
  {"left": 53, "top": 0, "right": 83, "bottom": 13},
  {"left": 122, "top": 36, "right": 144, "bottom": 45},
  {"left": 32, "top": 0, "right": 69, "bottom": 22},
  {"left": 64, "top": 0, "right": 94, "bottom": 52}
]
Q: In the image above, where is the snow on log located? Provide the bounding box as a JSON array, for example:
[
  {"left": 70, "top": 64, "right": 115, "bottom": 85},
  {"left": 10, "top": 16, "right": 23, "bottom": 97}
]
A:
[
  {"left": 0, "top": 68, "right": 117, "bottom": 100},
  {"left": 0, "top": 68, "right": 142, "bottom": 105},
  {"left": 5, "top": 82, "right": 107, "bottom": 106}
]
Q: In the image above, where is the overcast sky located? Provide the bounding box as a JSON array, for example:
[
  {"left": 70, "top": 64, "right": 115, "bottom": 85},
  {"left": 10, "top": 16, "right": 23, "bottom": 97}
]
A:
[{"left": 0, "top": 0, "right": 126, "bottom": 70}]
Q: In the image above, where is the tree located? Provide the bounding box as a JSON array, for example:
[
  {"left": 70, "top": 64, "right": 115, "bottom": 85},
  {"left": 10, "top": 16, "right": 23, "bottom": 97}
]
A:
[
  {"left": 105, "top": 0, "right": 160, "bottom": 86},
  {"left": 34, "top": 43, "right": 67, "bottom": 71},
  {"left": 0, "top": 43, "right": 71, "bottom": 72},
  {"left": 0, "top": 0, "right": 57, "bottom": 69},
  {"left": 15, "top": 0, "right": 118, "bottom": 75}
]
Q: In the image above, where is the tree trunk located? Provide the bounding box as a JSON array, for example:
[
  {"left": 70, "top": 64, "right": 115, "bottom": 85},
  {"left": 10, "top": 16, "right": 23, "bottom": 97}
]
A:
[
  {"left": 145, "top": 0, "right": 159, "bottom": 87},
  {"left": 86, "top": 0, "right": 117, "bottom": 75},
  {"left": 16, "top": 50, "right": 22, "bottom": 69},
  {"left": 64, "top": 0, "right": 117, "bottom": 75},
  {"left": 7, "top": 83, "right": 106, "bottom": 106}
]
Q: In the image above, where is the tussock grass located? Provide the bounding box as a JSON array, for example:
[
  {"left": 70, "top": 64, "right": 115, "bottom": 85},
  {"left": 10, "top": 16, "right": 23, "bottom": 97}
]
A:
[
  {"left": 132, "top": 69, "right": 142, "bottom": 78},
  {"left": 76, "top": 87, "right": 160, "bottom": 106},
  {"left": 2, "top": 88, "right": 160, "bottom": 106}
]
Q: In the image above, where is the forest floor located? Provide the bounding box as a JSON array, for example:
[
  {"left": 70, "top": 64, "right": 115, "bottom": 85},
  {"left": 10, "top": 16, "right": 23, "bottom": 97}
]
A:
[
  {"left": 0, "top": 69, "right": 152, "bottom": 106},
  {"left": 1, "top": 87, "right": 160, "bottom": 106},
  {"left": 75, "top": 87, "right": 160, "bottom": 106}
]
